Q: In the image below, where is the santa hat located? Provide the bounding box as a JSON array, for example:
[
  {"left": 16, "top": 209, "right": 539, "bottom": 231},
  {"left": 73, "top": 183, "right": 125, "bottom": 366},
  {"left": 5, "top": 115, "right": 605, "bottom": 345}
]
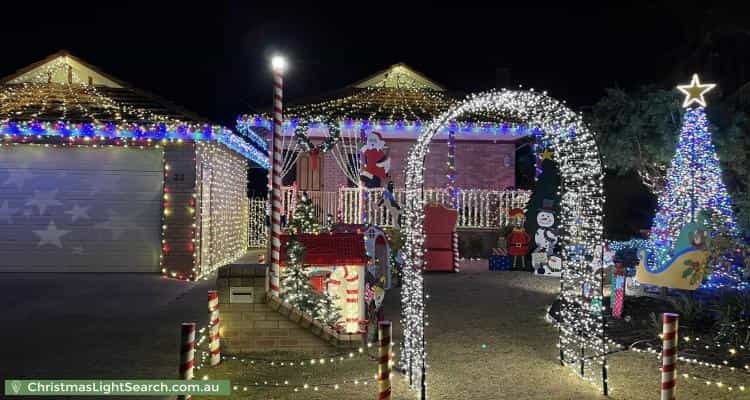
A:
[{"left": 509, "top": 208, "right": 525, "bottom": 219}]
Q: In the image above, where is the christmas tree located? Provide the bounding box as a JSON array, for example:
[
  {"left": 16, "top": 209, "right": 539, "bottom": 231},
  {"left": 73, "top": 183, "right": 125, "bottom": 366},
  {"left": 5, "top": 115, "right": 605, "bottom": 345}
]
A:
[
  {"left": 649, "top": 74, "right": 738, "bottom": 267},
  {"left": 314, "top": 290, "right": 342, "bottom": 326},
  {"left": 280, "top": 240, "right": 317, "bottom": 312},
  {"left": 287, "top": 192, "right": 320, "bottom": 235},
  {"left": 524, "top": 151, "right": 560, "bottom": 247},
  {"left": 281, "top": 195, "right": 341, "bottom": 327}
]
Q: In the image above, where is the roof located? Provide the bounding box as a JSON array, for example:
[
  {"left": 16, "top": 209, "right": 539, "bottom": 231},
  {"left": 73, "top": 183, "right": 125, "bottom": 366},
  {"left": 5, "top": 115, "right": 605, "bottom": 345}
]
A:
[
  {"left": 279, "top": 233, "right": 367, "bottom": 267},
  {"left": 280, "top": 63, "right": 455, "bottom": 122},
  {"left": 0, "top": 50, "right": 206, "bottom": 124},
  {"left": 0, "top": 51, "right": 269, "bottom": 168},
  {"left": 237, "top": 63, "right": 534, "bottom": 144},
  {"left": 349, "top": 63, "right": 447, "bottom": 91}
]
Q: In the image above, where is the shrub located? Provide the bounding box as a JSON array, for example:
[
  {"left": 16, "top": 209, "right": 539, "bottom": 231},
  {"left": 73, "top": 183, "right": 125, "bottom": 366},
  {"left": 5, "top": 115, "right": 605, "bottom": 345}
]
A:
[{"left": 712, "top": 290, "right": 750, "bottom": 347}]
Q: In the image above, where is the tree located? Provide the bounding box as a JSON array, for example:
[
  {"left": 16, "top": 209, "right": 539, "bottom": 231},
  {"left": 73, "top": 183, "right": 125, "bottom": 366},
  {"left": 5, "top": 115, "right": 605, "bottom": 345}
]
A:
[
  {"left": 287, "top": 192, "right": 320, "bottom": 235},
  {"left": 314, "top": 291, "right": 342, "bottom": 327},
  {"left": 280, "top": 239, "right": 342, "bottom": 327},
  {"left": 589, "top": 85, "right": 750, "bottom": 233},
  {"left": 280, "top": 240, "right": 317, "bottom": 312},
  {"left": 589, "top": 86, "right": 682, "bottom": 194},
  {"left": 281, "top": 196, "right": 341, "bottom": 327},
  {"left": 524, "top": 157, "right": 560, "bottom": 249},
  {"left": 649, "top": 105, "right": 738, "bottom": 262}
]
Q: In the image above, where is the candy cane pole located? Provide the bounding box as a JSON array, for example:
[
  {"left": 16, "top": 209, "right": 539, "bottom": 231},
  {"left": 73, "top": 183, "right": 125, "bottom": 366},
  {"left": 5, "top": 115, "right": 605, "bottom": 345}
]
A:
[
  {"left": 269, "top": 55, "right": 286, "bottom": 297},
  {"left": 452, "top": 229, "right": 460, "bottom": 272},
  {"left": 178, "top": 322, "right": 196, "bottom": 400},
  {"left": 378, "top": 321, "right": 392, "bottom": 400},
  {"left": 207, "top": 291, "right": 221, "bottom": 367},
  {"left": 661, "top": 313, "right": 679, "bottom": 400}
]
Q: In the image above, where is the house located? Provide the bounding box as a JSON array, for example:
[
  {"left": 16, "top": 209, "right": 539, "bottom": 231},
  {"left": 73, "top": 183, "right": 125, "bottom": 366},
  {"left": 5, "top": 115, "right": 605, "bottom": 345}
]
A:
[
  {"left": 238, "top": 63, "right": 532, "bottom": 229},
  {"left": 0, "top": 51, "right": 266, "bottom": 279}
]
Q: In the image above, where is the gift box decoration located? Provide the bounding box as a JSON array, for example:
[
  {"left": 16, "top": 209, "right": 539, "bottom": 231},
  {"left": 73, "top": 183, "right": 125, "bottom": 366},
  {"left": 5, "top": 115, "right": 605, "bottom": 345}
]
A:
[
  {"left": 489, "top": 255, "right": 512, "bottom": 271},
  {"left": 491, "top": 247, "right": 508, "bottom": 256}
]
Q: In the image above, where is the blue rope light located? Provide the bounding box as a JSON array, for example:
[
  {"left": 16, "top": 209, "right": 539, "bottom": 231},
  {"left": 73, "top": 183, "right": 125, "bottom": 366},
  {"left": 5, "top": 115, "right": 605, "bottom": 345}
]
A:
[
  {"left": 1, "top": 120, "right": 269, "bottom": 169},
  {"left": 236, "top": 115, "right": 538, "bottom": 138}
]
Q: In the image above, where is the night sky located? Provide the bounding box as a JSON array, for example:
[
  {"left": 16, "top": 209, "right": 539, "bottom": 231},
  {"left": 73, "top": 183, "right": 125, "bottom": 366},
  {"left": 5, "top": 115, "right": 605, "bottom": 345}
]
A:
[{"left": 1, "top": 2, "right": 749, "bottom": 127}]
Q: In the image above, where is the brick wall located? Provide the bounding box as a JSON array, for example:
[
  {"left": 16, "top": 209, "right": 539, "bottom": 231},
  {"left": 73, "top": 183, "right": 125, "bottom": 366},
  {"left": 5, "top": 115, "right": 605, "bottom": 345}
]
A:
[
  {"left": 162, "top": 143, "right": 197, "bottom": 278},
  {"left": 217, "top": 265, "right": 335, "bottom": 354},
  {"left": 321, "top": 150, "right": 350, "bottom": 190},
  {"left": 311, "top": 138, "right": 516, "bottom": 190},
  {"left": 388, "top": 140, "right": 516, "bottom": 189}
]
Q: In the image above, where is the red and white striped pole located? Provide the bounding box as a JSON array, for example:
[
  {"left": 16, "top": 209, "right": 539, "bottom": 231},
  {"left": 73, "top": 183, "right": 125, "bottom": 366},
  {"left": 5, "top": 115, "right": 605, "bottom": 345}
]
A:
[
  {"left": 452, "top": 229, "right": 460, "bottom": 272},
  {"left": 378, "top": 320, "right": 392, "bottom": 400},
  {"left": 661, "top": 313, "right": 679, "bottom": 400},
  {"left": 207, "top": 290, "right": 221, "bottom": 367},
  {"left": 269, "top": 55, "right": 286, "bottom": 297},
  {"left": 178, "top": 322, "right": 196, "bottom": 400}
]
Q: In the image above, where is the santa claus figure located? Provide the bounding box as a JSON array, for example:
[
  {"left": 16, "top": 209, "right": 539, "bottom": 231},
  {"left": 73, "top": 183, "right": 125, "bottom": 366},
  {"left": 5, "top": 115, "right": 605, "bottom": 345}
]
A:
[
  {"left": 360, "top": 131, "right": 390, "bottom": 188},
  {"left": 507, "top": 208, "right": 530, "bottom": 269}
]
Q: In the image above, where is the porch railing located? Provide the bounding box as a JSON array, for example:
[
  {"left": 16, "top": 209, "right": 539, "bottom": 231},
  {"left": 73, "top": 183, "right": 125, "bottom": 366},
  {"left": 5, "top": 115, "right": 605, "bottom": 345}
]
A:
[{"left": 248, "top": 187, "right": 531, "bottom": 248}]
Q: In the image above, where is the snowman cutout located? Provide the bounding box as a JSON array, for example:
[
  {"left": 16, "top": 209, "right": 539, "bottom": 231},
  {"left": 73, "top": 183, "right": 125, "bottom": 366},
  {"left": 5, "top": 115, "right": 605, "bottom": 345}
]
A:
[{"left": 533, "top": 199, "right": 559, "bottom": 275}]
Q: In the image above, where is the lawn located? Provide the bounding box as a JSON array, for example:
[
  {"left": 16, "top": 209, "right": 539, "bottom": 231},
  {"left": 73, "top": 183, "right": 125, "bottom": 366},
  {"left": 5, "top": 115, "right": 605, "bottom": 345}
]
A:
[{"left": 200, "top": 261, "right": 749, "bottom": 399}]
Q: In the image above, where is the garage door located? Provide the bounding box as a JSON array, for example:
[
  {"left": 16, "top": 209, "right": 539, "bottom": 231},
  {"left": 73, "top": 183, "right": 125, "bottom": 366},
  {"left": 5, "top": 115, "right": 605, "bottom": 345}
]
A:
[{"left": 0, "top": 146, "right": 163, "bottom": 272}]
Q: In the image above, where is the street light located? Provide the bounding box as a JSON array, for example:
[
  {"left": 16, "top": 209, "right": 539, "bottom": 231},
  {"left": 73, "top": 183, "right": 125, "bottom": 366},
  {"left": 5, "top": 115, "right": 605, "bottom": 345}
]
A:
[
  {"left": 271, "top": 55, "right": 287, "bottom": 73},
  {"left": 268, "top": 53, "right": 287, "bottom": 297}
]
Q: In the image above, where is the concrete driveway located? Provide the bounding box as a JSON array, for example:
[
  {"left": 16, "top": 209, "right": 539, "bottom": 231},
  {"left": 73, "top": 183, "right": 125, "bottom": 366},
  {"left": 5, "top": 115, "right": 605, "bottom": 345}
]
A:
[{"left": 0, "top": 273, "right": 215, "bottom": 398}]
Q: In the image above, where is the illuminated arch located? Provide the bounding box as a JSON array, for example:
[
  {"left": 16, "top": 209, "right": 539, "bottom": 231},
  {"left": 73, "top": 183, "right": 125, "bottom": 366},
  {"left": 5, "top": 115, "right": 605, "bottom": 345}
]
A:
[{"left": 400, "top": 89, "right": 607, "bottom": 396}]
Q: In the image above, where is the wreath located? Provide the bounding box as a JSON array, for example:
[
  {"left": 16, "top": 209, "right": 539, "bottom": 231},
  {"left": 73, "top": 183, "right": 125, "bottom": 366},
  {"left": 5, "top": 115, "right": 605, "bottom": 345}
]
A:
[{"left": 293, "top": 115, "right": 341, "bottom": 154}]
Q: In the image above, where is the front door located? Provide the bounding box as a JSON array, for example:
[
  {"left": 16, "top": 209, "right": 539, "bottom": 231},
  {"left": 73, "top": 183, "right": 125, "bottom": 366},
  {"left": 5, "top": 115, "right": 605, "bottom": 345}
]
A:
[{"left": 296, "top": 153, "right": 322, "bottom": 191}]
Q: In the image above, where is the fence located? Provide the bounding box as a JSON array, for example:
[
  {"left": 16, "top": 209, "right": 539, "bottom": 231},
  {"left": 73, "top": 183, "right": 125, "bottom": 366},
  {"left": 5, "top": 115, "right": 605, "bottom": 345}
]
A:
[{"left": 248, "top": 187, "right": 531, "bottom": 248}]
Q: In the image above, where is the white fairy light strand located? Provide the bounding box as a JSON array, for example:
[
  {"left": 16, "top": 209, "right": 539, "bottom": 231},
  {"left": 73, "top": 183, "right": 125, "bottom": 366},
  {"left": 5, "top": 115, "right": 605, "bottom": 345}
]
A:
[{"left": 402, "top": 89, "right": 606, "bottom": 396}]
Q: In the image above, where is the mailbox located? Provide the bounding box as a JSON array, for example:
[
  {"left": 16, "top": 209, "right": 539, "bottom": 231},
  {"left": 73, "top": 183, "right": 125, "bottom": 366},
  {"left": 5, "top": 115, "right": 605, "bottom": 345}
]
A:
[{"left": 229, "top": 287, "right": 254, "bottom": 304}]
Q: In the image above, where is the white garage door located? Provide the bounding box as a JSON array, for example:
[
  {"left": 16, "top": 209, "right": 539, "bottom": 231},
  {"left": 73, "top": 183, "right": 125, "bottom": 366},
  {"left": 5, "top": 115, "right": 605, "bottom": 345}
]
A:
[{"left": 0, "top": 146, "right": 163, "bottom": 272}]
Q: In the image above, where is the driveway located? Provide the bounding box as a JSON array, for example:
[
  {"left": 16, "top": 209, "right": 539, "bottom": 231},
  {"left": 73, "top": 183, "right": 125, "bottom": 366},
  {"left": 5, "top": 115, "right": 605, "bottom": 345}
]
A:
[{"left": 0, "top": 272, "right": 215, "bottom": 399}]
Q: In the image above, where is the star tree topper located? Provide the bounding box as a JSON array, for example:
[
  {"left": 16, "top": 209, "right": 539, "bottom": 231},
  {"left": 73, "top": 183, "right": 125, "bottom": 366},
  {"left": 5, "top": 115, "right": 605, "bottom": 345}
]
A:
[{"left": 677, "top": 74, "right": 716, "bottom": 108}]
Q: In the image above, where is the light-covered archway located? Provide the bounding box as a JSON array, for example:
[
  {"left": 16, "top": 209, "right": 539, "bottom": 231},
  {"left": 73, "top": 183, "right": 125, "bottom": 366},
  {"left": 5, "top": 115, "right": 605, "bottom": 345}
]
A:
[{"left": 400, "top": 89, "right": 607, "bottom": 398}]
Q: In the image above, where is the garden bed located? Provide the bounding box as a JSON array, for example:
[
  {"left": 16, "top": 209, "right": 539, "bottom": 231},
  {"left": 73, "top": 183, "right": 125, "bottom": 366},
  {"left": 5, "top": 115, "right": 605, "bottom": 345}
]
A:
[{"left": 548, "top": 293, "right": 750, "bottom": 377}]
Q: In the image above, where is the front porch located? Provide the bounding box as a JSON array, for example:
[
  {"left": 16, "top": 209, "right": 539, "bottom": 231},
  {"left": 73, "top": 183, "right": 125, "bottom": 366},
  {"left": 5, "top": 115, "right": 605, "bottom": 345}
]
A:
[{"left": 248, "top": 187, "right": 530, "bottom": 248}]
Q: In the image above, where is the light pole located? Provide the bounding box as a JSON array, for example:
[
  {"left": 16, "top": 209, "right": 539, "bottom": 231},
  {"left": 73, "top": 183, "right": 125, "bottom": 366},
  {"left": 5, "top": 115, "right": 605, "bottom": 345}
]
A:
[{"left": 269, "top": 54, "right": 286, "bottom": 298}]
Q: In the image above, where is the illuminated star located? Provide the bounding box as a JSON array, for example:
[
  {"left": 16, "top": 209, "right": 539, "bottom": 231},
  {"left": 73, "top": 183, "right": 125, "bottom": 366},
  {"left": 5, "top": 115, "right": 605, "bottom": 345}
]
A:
[
  {"left": 0, "top": 201, "right": 19, "bottom": 223},
  {"left": 26, "top": 190, "right": 63, "bottom": 215},
  {"left": 540, "top": 148, "right": 554, "bottom": 160},
  {"left": 677, "top": 74, "right": 716, "bottom": 108},
  {"left": 64, "top": 204, "right": 90, "bottom": 223},
  {"left": 2, "top": 169, "right": 34, "bottom": 191},
  {"left": 33, "top": 221, "right": 70, "bottom": 248}
]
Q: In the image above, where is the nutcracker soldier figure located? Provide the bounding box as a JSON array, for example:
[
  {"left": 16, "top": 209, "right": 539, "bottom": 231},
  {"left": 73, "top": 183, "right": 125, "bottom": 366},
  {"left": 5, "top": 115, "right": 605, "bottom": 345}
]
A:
[{"left": 507, "top": 208, "right": 530, "bottom": 269}]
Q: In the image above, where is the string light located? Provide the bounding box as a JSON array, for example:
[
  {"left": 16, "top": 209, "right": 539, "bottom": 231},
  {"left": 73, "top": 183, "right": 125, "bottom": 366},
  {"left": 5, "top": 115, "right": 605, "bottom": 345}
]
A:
[
  {"left": 647, "top": 106, "right": 738, "bottom": 267},
  {"left": 1, "top": 67, "right": 268, "bottom": 168},
  {"left": 333, "top": 187, "right": 529, "bottom": 228},
  {"left": 401, "top": 88, "right": 607, "bottom": 395},
  {"left": 190, "top": 142, "right": 249, "bottom": 280},
  {"left": 616, "top": 78, "right": 746, "bottom": 291},
  {"left": 446, "top": 125, "right": 457, "bottom": 208},
  {"left": 2, "top": 55, "right": 261, "bottom": 282},
  {"left": 237, "top": 115, "right": 537, "bottom": 143}
]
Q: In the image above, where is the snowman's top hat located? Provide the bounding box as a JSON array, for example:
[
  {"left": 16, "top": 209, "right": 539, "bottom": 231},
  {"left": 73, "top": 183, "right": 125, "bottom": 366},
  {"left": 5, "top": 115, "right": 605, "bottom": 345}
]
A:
[{"left": 539, "top": 198, "right": 555, "bottom": 212}]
